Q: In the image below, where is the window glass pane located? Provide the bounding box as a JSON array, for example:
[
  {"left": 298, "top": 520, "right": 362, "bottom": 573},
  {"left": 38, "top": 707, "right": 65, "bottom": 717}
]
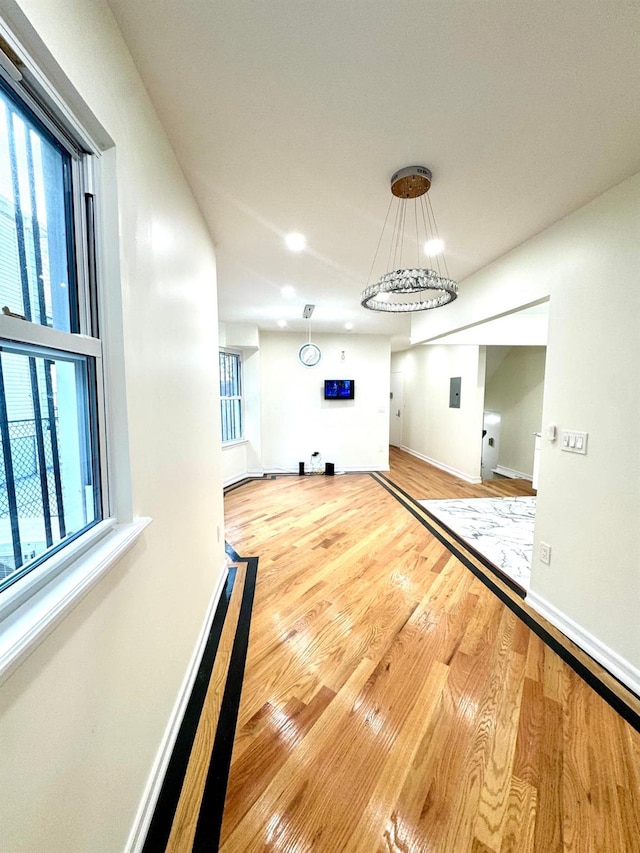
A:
[
  {"left": 219, "top": 351, "right": 242, "bottom": 442},
  {"left": 0, "top": 80, "right": 75, "bottom": 332},
  {"left": 220, "top": 398, "right": 243, "bottom": 442},
  {"left": 0, "top": 344, "right": 101, "bottom": 591}
]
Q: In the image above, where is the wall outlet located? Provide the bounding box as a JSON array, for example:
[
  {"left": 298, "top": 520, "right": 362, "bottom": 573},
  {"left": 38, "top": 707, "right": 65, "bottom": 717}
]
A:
[{"left": 540, "top": 542, "right": 551, "bottom": 564}]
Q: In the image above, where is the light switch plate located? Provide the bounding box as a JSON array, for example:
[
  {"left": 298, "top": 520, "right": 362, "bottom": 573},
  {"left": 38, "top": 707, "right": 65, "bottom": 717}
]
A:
[{"left": 561, "top": 430, "right": 588, "bottom": 454}]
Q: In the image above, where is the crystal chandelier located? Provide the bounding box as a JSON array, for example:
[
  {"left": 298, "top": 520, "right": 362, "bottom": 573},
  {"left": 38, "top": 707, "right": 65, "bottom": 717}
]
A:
[{"left": 361, "top": 166, "right": 459, "bottom": 312}]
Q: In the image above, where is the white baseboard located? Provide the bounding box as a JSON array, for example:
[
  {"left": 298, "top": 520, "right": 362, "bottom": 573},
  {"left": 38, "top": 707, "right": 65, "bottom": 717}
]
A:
[
  {"left": 125, "top": 565, "right": 229, "bottom": 853},
  {"left": 527, "top": 590, "right": 640, "bottom": 697},
  {"left": 401, "top": 446, "right": 482, "bottom": 485},
  {"left": 494, "top": 465, "right": 533, "bottom": 481},
  {"left": 342, "top": 466, "right": 390, "bottom": 473},
  {"left": 223, "top": 472, "right": 248, "bottom": 487},
  {"left": 263, "top": 466, "right": 388, "bottom": 475},
  {"left": 223, "top": 469, "right": 264, "bottom": 487}
]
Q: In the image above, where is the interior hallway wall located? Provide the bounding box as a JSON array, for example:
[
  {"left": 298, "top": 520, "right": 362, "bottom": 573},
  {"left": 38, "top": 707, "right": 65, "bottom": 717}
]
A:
[
  {"left": 0, "top": 1, "right": 225, "bottom": 851},
  {"left": 260, "top": 332, "right": 391, "bottom": 472},
  {"left": 412, "top": 172, "right": 640, "bottom": 682},
  {"left": 484, "top": 346, "right": 546, "bottom": 478},
  {"left": 391, "top": 344, "right": 486, "bottom": 483},
  {"left": 220, "top": 322, "right": 262, "bottom": 484}
]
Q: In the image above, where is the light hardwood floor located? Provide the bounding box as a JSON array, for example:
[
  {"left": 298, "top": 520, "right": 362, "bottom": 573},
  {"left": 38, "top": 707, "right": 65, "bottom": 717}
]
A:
[{"left": 217, "top": 449, "right": 640, "bottom": 852}]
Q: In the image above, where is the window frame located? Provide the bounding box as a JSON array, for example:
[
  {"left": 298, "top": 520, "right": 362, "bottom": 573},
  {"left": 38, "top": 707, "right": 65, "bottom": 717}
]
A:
[
  {"left": 0, "top": 55, "right": 106, "bottom": 589},
  {"left": 219, "top": 348, "right": 244, "bottom": 444},
  {"left": 0, "top": 22, "right": 149, "bottom": 684}
]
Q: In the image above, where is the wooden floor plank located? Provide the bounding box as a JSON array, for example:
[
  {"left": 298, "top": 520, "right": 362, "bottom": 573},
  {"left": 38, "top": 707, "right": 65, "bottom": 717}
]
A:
[
  {"left": 212, "top": 449, "right": 640, "bottom": 852},
  {"left": 498, "top": 776, "right": 537, "bottom": 853},
  {"left": 219, "top": 656, "right": 380, "bottom": 852},
  {"left": 219, "top": 686, "right": 335, "bottom": 844}
]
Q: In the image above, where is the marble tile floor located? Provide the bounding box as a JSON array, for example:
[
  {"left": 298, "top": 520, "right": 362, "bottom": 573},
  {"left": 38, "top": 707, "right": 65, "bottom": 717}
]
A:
[{"left": 419, "top": 496, "right": 536, "bottom": 590}]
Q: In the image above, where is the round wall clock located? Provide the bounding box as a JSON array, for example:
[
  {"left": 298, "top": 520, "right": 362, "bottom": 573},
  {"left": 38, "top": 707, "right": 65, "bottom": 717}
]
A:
[{"left": 298, "top": 342, "right": 322, "bottom": 367}]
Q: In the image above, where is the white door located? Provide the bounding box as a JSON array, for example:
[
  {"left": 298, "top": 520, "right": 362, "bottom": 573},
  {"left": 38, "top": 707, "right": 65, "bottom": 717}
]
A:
[
  {"left": 481, "top": 411, "right": 501, "bottom": 478},
  {"left": 389, "top": 371, "right": 403, "bottom": 447}
]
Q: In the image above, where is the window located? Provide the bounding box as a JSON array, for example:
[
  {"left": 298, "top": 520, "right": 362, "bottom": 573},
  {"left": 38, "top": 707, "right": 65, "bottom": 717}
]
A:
[
  {"left": 219, "top": 350, "right": 243, "bottom": 442},
  {"left": 0, "top": 66, "right": 102, "bottom": 593}
]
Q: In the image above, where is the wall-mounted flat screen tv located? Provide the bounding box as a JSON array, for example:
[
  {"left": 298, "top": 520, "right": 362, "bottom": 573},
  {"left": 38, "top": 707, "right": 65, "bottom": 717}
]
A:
[{"left": 324, "top": 379, "right": 355, "bottom": 400}]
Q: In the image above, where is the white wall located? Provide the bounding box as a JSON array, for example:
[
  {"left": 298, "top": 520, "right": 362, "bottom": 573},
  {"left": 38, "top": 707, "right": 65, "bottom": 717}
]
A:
[
  {"left": 243, "top": 348, "right": 263, "bottom": 473},
  {"left": 413, "top": 173, "right": 640, "bottom": 679},
  {"left": 219, "top": 322, "right": 262, "bottom": 483},
  {"left": 221, "top": 442, "right": 248, "bottom": 485},
  {"left": 391, "top": 344, "right": 486, "bottom": 483},
  {"left": 484, "top": 346, "right": 546, "bottom": 478},
  {"left": 424, "top": 304, "right": 549, "bottom": 347},
  {"left": 260, "top": 332, "right": 391, "bottom": 472},
  {"left": 0, "top": 2, "right": 225, "bottom": 851}
]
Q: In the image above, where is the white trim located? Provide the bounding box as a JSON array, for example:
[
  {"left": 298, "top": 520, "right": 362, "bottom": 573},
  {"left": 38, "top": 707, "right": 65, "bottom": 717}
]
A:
[
  {"left": 0, "top": 516, "right": 151, "bottom": 686},
  {"left": 0, "top": 517, "right": 115, "bottom": 619},
  {"left": 526, "top": 590, "right": 640, "bottom": 697},
  {"left": 338, "top": 466, "right": 391, "bottom": 474},
  {"left": 96, "top": 147, "right": 133, "bottom": 523},
  {"left": 223, "top": 471, "right": 252, "bottom": 487},
  {"left": 263, "top": 466, "right": 389, "bottom": 476},
  {"left": 222, "top": 470, "right": 265, "bottom": 488},
  {"left": 226, "top": 466, "right": 394, "bottom": 483},
  {"left": 0, "top": 319, "right": 102, "bottom": 357},
  {"left": 494, "top": 465, "right": 533, "bottom": 481},
  {"left": 125, "top": 566, "right": 229, "bottom": 853},
  {"left": 400, "top": 446, "right": 482, "bottom": 484},
  {"left": 0, "top": 10, "right": 113, "bottom": 153},
  {"left": 219, "top": 349, "right": 244, "bottom": 443},
  {"left": 222, "top": 438, "right": 248, "bottom": 449}
]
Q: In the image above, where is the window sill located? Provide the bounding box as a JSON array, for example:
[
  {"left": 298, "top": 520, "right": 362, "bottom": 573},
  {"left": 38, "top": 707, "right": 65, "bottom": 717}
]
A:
[
  {"left": 0, "top": 516, "right": 152, "bottom": 686},
  {"left": 222, "top": 439, "right": 248, "bottom": 449}
]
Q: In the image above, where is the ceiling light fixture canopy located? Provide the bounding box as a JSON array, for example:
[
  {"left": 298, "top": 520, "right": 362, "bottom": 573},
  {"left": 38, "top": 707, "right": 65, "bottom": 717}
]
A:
[{"left": 361, "top": 166, "right": 458, "bottom": 313}]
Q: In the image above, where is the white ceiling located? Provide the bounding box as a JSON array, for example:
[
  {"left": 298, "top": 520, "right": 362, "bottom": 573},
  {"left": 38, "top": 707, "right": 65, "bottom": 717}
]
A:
[{"left": 107, "top": 0, "right": 640, "bottom": 350}]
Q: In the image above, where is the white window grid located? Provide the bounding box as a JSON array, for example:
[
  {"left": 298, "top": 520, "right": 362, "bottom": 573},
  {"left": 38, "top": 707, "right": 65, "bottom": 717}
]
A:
[{"left": 219, "top": 349, "right": 243, "bottom": 443}]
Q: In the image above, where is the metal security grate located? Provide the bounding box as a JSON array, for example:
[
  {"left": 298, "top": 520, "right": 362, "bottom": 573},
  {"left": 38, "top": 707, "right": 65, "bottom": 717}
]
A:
[
  {"left": 0, "top": 417, "right": 60, "bottom": 518},
  {"left": 219, "top": 351, "right": 243, "bottom": 442}
]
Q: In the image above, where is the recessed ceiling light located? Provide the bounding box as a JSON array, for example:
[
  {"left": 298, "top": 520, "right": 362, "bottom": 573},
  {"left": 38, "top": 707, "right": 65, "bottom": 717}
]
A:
[
  {"left": 285, "top": 232, "right": 306, "bottom": 252},
  {"left": 281, "top": 285, "right": 295, "bottom": 298},
  {"left": 345, "top": 322, "right": 353, "bottom": 330},
  {"left": 277, "top": 319, "right": 287, "bottom": 328},
  {"left": 424, "top": 237, "right": 445, "bottom": 256}
]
